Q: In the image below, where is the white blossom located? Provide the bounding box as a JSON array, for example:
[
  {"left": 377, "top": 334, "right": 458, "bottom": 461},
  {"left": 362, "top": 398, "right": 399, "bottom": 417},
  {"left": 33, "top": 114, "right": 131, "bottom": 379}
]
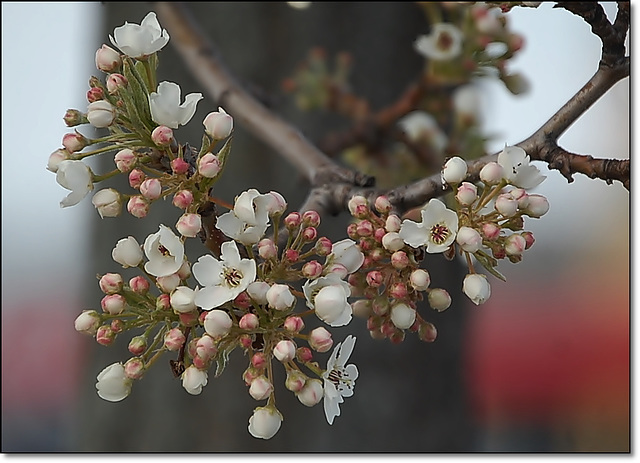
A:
[
  {"left": 497, "top": 145, "right": 546, "bottom": 189},
  {"left": 303, "top": 274, "right": 352, "bottom": 327},
  {"left": 143, "top": 225, "right": 185, "bottom": 277},
  {"left": 266, "top": 284, "right": 296, "bottom": 311},
  {"left": 323, "top": 335, "right": 358, "bottom": 425},
  {"left": 399, "top": 198, "right": 458, "bottom": 253},
  {"left": 193, "top": 241, "right": 256, "bottom": 310},
  {"left": 203, "top": 309, "right": 233, "bottom": 338},
  {"left": 149, "top": 81, "right": 203, "bottom": 129},
  {"left": 56, "top": 160, "right": 93, "bottom": 208},
  {"left": 462, "top": 273, "right": 491, "bottom": 305},
  {"left": 96, "top": 363, "right": 132, "bottom": 402},
  {"left": 92, "top": 188, "right": 122, "bottom": 218},
  {"left": 170, "top": 286, "right": 197, "bottom": 313},
  {"left": 390, "top": 303, "right": 417, "bottom": 330},
  {"left": 248, "top": 406, "right": 283, "bottom": 440},
  {"left": 112, "top": 236, "right": 143, "bottom": 268},
  {"left": 297, "top": 379, "right": 324, "bottom": 407},
  {"left": 326, "top": 239, "right": 364, "bottom": 275},
  {"left": 110, "top": 11, "right": 169, "bottom": 59},
  {"left": 181, "top": 365, "right": 208, "bottom": 395},
  {"left": 215, "top": 189, "right": 273, "bottom": 245},
  {"left": 414, "top": 23, "right": 464, "bottom": 61},
  {"left": 442, "top": 156, "right": 468, "bottom": 184}
]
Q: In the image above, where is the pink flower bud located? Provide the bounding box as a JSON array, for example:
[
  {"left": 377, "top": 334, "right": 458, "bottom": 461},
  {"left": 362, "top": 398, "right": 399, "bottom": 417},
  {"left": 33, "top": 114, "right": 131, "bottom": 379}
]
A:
[
  {"left": 62, "top": 131, "right": 89, "bottom": 154},
  {"left": 390, "top": 303, "right": 417, "bottom": 330},
  {"left": 251, "top": 352, "right": 267, "bottom": 369},
  {"left": 308, "top": 327, "right": 333, "bottom": 352},
  {"left": 296, "top": 378, "right": 323, "bottom": 407},
  {"left": 284, "top": 212, "right": 301, "bottom": 229},
  {"left": 296, "top": 347, "right": 313, "bottom": 363},
  {"left": 176, "top": 213, "right": 202, "bottom": 238},
  {"left": 179, "top": 310, "right": 199, "bottom": 327},
  {"left": 156, "top": 294, "right": 171, "bottom": 311},
  {"left": 284, "top": 249, "right": 299, "bottom": 263},
  {"left": 391, "top": 250, "right": 409, "bottom": 269},
  {"left": 258, "top": 238, "right": 277, "bottom": 260},
  {"left": 170, "top": 286, "right": 196, "bottom": 313},
  {"left": 267, "top": 284, "right": 295, "bottom": 311},
  {"left": 521, "top": 231, "right": 535, "bottom": 249},
  {"left": 283, "top": 316, "right": 304, "bottom": 333},
  {"left": 504, "top": 233, "right": 527, "bottom": 256},
  {"left": 285, "top": 370, "right": 307, "bottom": 393},
  {"left": 263, "top": 190, "right": 287, "bottom": 216},
  {"left": 203, "top": 107, "right": 233, "bottom": 140},
  {"left": 195, "top": 335, "right": 218, "bottom": 361},
  {"left": 124, "top": 357, "right": 145, "bottom": 380},
  {"left": 366, "top": 270, "right": 383, "bottom": 288},
  {"left": 74, "top": 310, "right": 101, "bottom": 335},
  {"left": 482, "top": 222, "right": 501, "bottom": 241},
  {"left": 172, "top": 189, "right": 194, "bottom": 209},
  {"left": 442, "top": 156, "right": 468, "bottom": 184},
  {"left": 164, "top": 328, "right": 186, "bottom": 351},
  {"left": 92, "top": 188, "right": 122, "bottom": 218},
  {"left": 524, "top": 194, "right": 549, "bottom": 218},
  {"left": 101, "top": 294, "right": 126, "bottom": 315},
  {"left": 239, "top": 313, "right": 260, "bottom": 331},
  {"left": 157, "top": 273, "right": 180, "bottom": 293},
  {"left": 95, "top": 44, "right": 121, "bottom": 72},
  {"left": 128, "top": 169, "right": 145, "bottom": 188},
  {"left": 111, "top": 319, "right": 125, "bottom": 334},
  {"left": 243, "top": 366, "right": 261, "bottom": 385},
  {"left": 456, "top": 226, "right": 483, "bottom": 253},
  {"left": 127, "top": 195, "right": 150, "bottom": 218},
  {"left": 140, "top": 178, "right": 162, "bottom": 200},
  {"left": 151, "top": 125, "right": 174, "bottom": 147},
  {"left": 96, "top": 325, "right": 115, "bottom": 346},
  {"left": 302, "top": 226, "right": 318, "bottom": 242},
  {"left": 385, "top": 214, "right": 402, "bottom": 233},
  {"left": 99, "top": 273, "right": 123, "bottom": 294},
  {"left": 351, "top": 299, "right": 372, "bottom": 318},
  {"left": 87, "top": 100, "right": 115, "bottom": 128},
  {"left": 375, "top": 195, "right": 392, "bottom": 214},
  {"left": 302, "top": 260, "right": 323, "bottom": 279},
  {"left": 233, "top": 291, "right": 252, "bottom": 309},
  {"left": 389, "top": 282, "right": 408, "bottom": 300},
  {"left": 47, "top": 149, "right": 70, "bottom": 173},
  {"left": 314, "top": 237, "right": 332, "bottom": 255},
  {"left": 64, "top": 109, "right": 86, "bottom": 127},
  {"left": 129, "top": 276, "right": 150, "bottom": 294},
  {"left": 410, "top": 269, "right": 431, "bottom": 291},
  {"left": 249, "top": 376, "right": 274, "bottom": 400},
  {"left": 495, "top": 194, "right": 518, "bottom": 217},
  {"left": 86, "top": 87, "right": 104, "bottom": 103},
  {"left": 418, "top": 322, "right": 438, "bottom": 342},
  {"left": 428, "top": 288, "right": 451, "bottom": 312},
  {"left": 456, "top": 182, "right": 478, "bottom": 206},
  {"left": 128, "top": 336, "right": 147, "bottom": 355},
  {"left": 348, "top": 195, "right": 369, "bottom": 217},
  {"left": 239, "top": 335, "right": 253, "bottom": 349},
  {"left": 106, "top": 73, "right": 128, "bottom": 94},
  {"left": 273, "top": 339, "right": 296, "bottom": 363},
  {"left": 114, "top": 149, "right": 136, "bottom": 173},
  {"left": 356, "top": 220, "right": 373, "bottom": 237},
  {"left": 347, "top": 223, "right": 358, "bottom": 239},
  {"left": 302, "top": 210, "right": 321, "bottom": 227},
  {"left": 204, "top": 310, "right": 233, "bottom": 338},
  {"left": 197, "top": 153, "right": 222, "bottom": 178},
  {"left": 480, "top": 161, "right": 504, "bottom": 185}
]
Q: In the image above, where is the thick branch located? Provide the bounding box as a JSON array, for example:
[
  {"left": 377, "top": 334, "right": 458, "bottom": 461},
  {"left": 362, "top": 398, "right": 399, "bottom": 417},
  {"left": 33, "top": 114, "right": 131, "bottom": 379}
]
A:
[{"left": 155, "top": 2, "right": 372, "bottom": 188}]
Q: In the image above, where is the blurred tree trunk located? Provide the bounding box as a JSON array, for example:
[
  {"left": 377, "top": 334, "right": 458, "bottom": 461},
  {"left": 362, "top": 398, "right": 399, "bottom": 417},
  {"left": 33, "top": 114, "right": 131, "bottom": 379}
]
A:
[{"left": 74, "top": 2, "right": 476, "bottom": 451}]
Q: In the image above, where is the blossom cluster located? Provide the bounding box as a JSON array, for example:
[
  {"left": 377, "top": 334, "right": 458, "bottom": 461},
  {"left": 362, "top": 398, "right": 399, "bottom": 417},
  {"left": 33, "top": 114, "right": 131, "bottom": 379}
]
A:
[{"left": 50, "top": 10, "right": 549, "bottom": 441}]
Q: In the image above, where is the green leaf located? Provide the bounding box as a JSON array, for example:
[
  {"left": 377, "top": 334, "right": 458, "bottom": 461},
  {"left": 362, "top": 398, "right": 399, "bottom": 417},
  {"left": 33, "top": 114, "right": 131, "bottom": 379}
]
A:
[{"left": 214, "top": 345, "right": 234, "bottom": 378}]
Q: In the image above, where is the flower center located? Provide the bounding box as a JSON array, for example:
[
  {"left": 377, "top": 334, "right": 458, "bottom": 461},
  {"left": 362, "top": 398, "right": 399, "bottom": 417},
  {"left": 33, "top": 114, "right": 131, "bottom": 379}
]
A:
[
  {"left": 327, "top": 368, "right": 354, "bottom": 392},
  {"left": 158, "top": 244, "right": 171, "bottom": 257},
  {"left": 224, "top": 268, "right": 243, "bottom": 287},
  {"left": 430, "top": 223, "right": 450, "bottom": 244},
  {"left": 436, "top": 31, "right": 454, "bottom": 52}
]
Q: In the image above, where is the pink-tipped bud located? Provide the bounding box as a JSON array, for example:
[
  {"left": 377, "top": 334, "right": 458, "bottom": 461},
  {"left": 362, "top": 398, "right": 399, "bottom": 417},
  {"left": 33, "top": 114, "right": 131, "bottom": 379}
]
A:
[
  {"left": 74, "top": 310, "right": 101, "bottom": 335},
  {"left": 373, "top": 228, "right": 386, "bottom": 243},
  {"left": 203, "top": 107, "right": 233, "bottom": 140},
  {"left": 92, "top": 188, "right": 122, "bottom": 218},
  {"left": 347, "top": 223, "right": 359, "bottom": 240},
  {"left": 419, "top": 322, "right": 438, "bottom": 342},
  {"left": 285, "top": 370, "right": 308, "bottom": 393},
  {"left": 110, "top": 319, "right": 125, "bottom": 334},
  {"left": 195, "top": 335, "right": 218, "bottom": 362},
  {"left": 99, "top": 273, "right": 123, "bottom": 294},
  {"left": 308, "top": 327, "right": 333, "bottom": 353},
  {"left": 243, "top": 366, "right": 261, "bottom": 385},
  {"left": 390, "top": 303, "right": 417, "bottom": 330},
  {"left": 114, "top": 149, "right": 136, "bottom": 173},
  {"left": 524, "top": 194, "right": 549, "bottom": 218},
  {"left": 140, "top": 178, "right": 162, "bottom": 201},
  {"left": 389, "top": 282, "right": 408, "bottom": 300},
  {"left": 366, "top": 270, "right": 383, "bottom": 288},
  {"left": 495, "top": 194, "right": 518, "bottom": 217},
  {"left": 302, "top": 210, "right": 321, "bottom": 227},
  {"left": 284, "top": 249, "right": 299, "bottom": 263},
  {"left": 63, "top": 109, "right": 86, "bottom": 127},
  {"left": 456, "top": 182, "right": 478, "bottom": 206},
  {"left": 284, "top": 212, "right": 301, "bottom": 230},
  {"left": 129, "top": 276, "right": 150, "bottom": 294},
  {"left": 314, "top": 237, "right": 332, "bottom": 255},
  {"left": 106, "top": 73, "right": 128, "bottom": 94},
  {"left": 127, "top": 195, "right": 150, "bottom": 218},
  {"left": 480, "top": 161, "right": 504, "bottom": 185},
  {"left": 170, "top": 286, "right": 196, "bottom": 313},
  {"left": 203, "top": 309, "right": 233, "bottom": 339},
  {"left": 391, "top": 250, "right": 410, "bottom": 269},
  {"left": 128, "top": 336, "right": 147, "bottom": 355},
  {"left": 176, "top": 213, "right": 202, "bottom": 238},
  {"left": 428, "top": 288, "right": 451, "bottom": 312},
  {"left": 128, "top": 168, "right": 145, "bottom": 188},
  {"left": 504, "top": 233, "right": 527, "bottom": 256},
  {"left": 157, "top": 273, "right": 180, "bottom": 293},
  {"left": 273, "top": 339, "right": 296, "bottom": 363},
  {"left": 382, "top": 232, "right": 405, "bottom": 253},
  {"left": 240, "top": 313, "right": 260, "bottom": 331},
  {"left": 296, "top": 378, "right": 323, "bottom": 407},
  {"left": 124, "top": 357, "right": 145, "bottom": 380},
  {"left": 87, "top": 100, "right": 115, "bottom": 128},
  {"left": 197, "top": 153, "right": 222, "bottom": 178},
  {"left": 239, "top": 335, "right": 253, "bottom": 350},
  {"left": 251, "top": 352, "right": 267, "bottom": 370},
  {"left": 47, "top": 149, "right": 70, "bottom": 173},
  {"left": 233, "top": 291, "right": 252, "bottom": 309},
  {"left": 95, "top": 44, "right": 121, "bottom": 72},
  {"left": 385, "top": 214, "right": 402, "bottom": 233},
  {"left": 86, "top": 87, "right": 105, "bottom": 103},
  {"left": 348, "top": 195, "right": 369, "bottom": 218},
  {"left": 96, "top": 325, "right": 115, "bottom": 346},
  {"left": 482, "top": 222, "right": 501, "bottom": 241},
  {"left": 302, "top": 260, "right": 323, "bottom": 279},
  {"left": 409, "top": 269, "right": 431, "bottom": 291},
  {"left": 151, "top": 125, "right": 174, "bottom": 147},
  {"left": 170, "top": 158, "right": 190, "bottom": 176},
  {"left": 356, "top": 220, "right": 374, "bottom": 237},
  {"left": 62, "top": 131, "right": 89, "bottom": 154},
  {"left": 101, "top": 294, "right": 126, "bottom": 315},
  {"left": 258, "top": 238, "right": 277, "bottom": 260},
  {"left": 283, "top": 316, "right": 304, "bottom": 333},
  {"left": 456, "top": 226, "right": 483, "bottom": 253},
  {"left": 172, "top": 190, "right": 194, "bottom": 209},
  {"left": 164, "top": 328, "right": 186, "bottom": 351},
  {"left": 296, "top": 347, "right": 313, "bottom": 363},
  {"left": 372, "top": 297, "right": 389, "bottom": 316},
  {"left": 156, "top": 294, "right": 171, "bottom": 311},
  {"left": 302, "top": 226, "right": 318, "bottom": 242},
  {"left": 521, "top": 231, "right": 535, "bottom": 249},
  {"left": 375, "top": 195, "right": 392, "bottom": 214},
  {"left": 249, "top": 376, "right": 274, "bottom": 401},
  {"left": 179, "top": 310, "right": 199, "bottom": 327}
]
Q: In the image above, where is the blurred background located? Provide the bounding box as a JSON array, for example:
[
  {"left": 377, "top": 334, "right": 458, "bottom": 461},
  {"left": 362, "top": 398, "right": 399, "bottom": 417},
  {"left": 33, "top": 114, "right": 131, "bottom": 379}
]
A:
[{"left": 1, "top": 1, "right": 630, "bottom": 453}]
